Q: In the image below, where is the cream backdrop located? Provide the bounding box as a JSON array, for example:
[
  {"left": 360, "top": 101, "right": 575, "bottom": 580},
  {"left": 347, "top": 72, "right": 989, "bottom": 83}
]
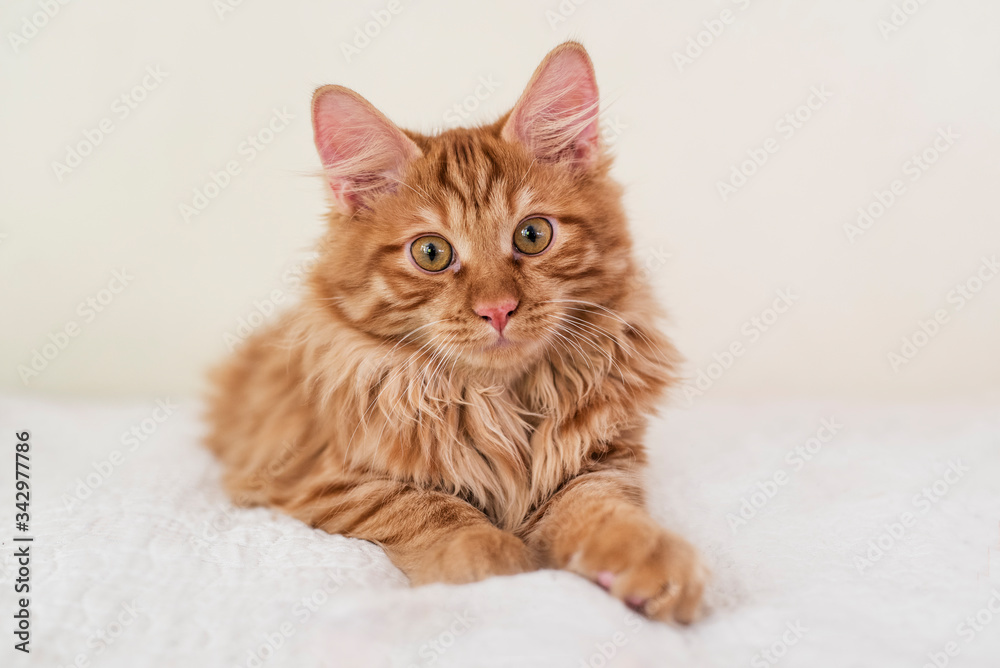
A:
[{"left": 2, "top": 0, "right": 999, "bottom": 400}]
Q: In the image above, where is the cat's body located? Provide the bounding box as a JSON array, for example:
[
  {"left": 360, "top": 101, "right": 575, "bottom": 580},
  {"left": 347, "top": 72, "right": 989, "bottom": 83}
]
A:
[{"left": 206, "top": 42, "right": 706, "bottom": 623}]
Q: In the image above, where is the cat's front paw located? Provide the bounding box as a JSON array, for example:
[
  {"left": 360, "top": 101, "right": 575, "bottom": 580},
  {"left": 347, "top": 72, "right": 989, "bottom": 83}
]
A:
[
  {"left": 409, "top": 524, "right": 537, "bottom": 586},
  {"left": 567, "top": 506, "right": 707, "bottom": 624}
]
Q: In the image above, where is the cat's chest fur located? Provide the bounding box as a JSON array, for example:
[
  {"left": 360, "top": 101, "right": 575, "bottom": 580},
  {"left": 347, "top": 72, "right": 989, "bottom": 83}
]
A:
[{"left": 352, "top": 352, "right": 637, "bottom": 530}]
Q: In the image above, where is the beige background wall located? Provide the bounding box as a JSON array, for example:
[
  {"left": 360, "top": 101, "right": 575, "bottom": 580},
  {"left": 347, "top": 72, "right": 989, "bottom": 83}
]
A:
[{"left": 2, "top": 0, "right": 998, "bottom": 400}]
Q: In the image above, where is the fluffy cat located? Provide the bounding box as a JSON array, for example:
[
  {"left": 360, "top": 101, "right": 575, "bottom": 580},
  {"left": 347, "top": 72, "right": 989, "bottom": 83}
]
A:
[{"left": 206, "top": 42, "right": 706, "bottom": 623}]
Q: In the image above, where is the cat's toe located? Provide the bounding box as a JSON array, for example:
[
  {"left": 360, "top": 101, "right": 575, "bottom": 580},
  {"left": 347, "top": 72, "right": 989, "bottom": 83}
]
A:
[{"left": 566, "top": 507, "right": 708, "bottom": 625}]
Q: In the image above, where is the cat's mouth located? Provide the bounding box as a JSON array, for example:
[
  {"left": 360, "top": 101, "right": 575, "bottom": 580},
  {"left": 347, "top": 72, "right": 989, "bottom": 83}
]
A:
[
  {"left": 469, "top": 336, "right": 516, "bottom": 357},
  {"left": 466, "top": 313, "right": 556, "bottom": 361},
  {"left": 464, "top": 331, "right": 536, "bottom": 364},
  {"left": 488, "top": 334, "right": 514, "bottom": 349}
]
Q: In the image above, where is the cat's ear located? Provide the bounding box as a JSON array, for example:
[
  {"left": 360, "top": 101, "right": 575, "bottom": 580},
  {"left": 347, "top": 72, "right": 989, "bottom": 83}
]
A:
[
  {"left": 501, "top": 42, "right": 600, "bottom": 168},
  {"left": 311, "top": 85, "right": 422, "bottom": 210}
]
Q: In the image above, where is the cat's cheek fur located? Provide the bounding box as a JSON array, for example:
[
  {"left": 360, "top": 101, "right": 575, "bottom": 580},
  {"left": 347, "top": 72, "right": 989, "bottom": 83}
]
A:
[{"left": 204, "top": 41, "right": 706, "bottom": 625}]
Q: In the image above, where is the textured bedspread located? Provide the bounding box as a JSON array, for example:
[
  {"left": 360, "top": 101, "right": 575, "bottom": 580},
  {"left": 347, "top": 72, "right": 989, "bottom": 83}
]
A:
[{"left": 1, "top": 395, "right": 998, "bottom": 667}]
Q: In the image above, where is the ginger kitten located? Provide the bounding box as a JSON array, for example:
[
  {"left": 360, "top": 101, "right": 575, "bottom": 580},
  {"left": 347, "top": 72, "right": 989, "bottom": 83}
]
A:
[{"left": 206, "top": 42, "right": 706, "bottom": 623}]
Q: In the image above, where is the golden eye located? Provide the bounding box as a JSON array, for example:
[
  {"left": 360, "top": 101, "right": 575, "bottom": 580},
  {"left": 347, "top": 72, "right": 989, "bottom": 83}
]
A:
[
  {"left": 410, "top": 235, "right": 453, "bottom": 272},
  {"left": 513, "top": 217, "right": 553, "bottom": 255}
]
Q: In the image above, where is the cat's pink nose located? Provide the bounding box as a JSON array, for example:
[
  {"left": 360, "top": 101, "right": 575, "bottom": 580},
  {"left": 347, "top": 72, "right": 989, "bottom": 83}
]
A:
[{"left": 475, "top": 299, "right": 518, "bottom": 334}]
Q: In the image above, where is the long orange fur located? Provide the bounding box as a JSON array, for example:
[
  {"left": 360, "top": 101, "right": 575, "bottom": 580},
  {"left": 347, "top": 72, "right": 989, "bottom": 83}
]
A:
[{"left": 205, "top": 42, "right": 706, "bottom": 623}]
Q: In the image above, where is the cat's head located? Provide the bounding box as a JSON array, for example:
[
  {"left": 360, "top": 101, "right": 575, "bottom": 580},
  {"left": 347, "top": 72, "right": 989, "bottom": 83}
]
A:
[{"left": 309, "top": 42, "right": 639, "bottom": 373}]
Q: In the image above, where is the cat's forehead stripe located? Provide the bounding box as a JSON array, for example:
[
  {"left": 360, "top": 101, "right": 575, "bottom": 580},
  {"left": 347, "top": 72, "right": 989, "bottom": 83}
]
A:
[
  {"left": 412, "top": 132, "right": 542, "bottom": 239},
  {"left": 415, "top": 207, "right": 441, "bottom": 229},
  {"left": 443, "top": 190, "right": 465, "bottom": 233},
  {"left": 516, "top": 188, "right": 535, "bottom": 216}
]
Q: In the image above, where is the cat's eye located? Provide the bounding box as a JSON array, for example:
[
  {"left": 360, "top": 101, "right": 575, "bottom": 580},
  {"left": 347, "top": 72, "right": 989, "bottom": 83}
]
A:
[
  {"left": 513, "top": 217, "right": 553, "bottom": 255},
  {"left": 410, "top": 235, "right": 453, "bottom": 272}
]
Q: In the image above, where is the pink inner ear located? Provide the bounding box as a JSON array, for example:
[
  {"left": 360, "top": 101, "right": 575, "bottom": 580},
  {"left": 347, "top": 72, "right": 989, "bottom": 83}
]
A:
[
  {"left": 504, "top": 47, "right": 601, "bottom": 166},
  {"left": 312, "top": 87, "right": 421, "bottom": 208}
]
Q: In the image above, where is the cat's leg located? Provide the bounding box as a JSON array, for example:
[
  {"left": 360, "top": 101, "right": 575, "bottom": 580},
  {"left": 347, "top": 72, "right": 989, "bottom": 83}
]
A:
[
  {"left": 520, "top": 468, "right": 707, "bottom": 624},
  {"left": 286, "top": 478, "right": 536, "bottom": 585}
]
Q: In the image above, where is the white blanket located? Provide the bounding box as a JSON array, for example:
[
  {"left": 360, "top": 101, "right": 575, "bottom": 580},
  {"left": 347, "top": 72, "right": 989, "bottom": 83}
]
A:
[{"left": 2, "top": 396, "right": 998, "bottom": 667}]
